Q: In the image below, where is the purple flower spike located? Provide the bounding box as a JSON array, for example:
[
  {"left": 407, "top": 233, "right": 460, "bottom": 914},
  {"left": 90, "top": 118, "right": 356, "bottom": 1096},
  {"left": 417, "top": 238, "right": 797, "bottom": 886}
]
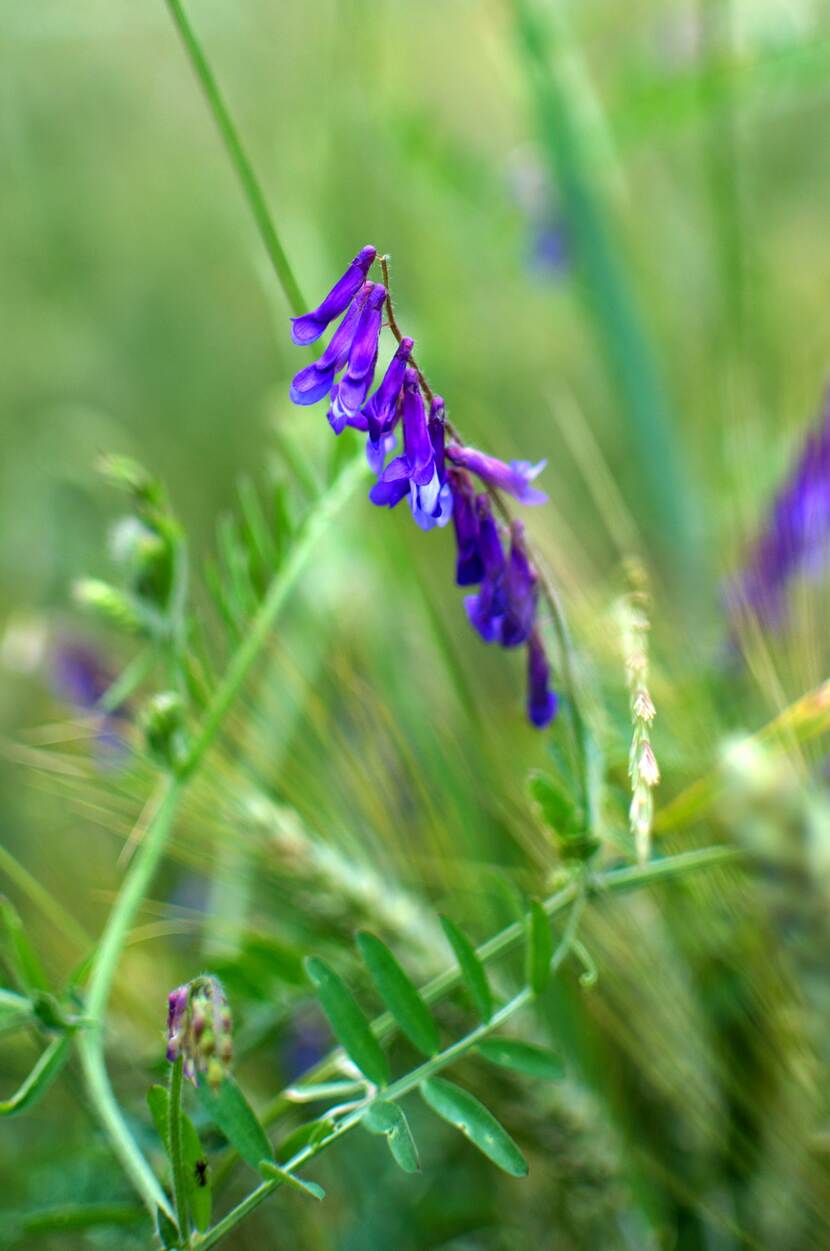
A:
[
  {"left": 501, "top": 521, "right": 537, "bottom": 647},
  {"left": 464, "top": 496, "right": 507, "bottom": 643},
  {"left": 447, "top": 444, "right": 548, "bottom": 505},
  {"left": 335, "top": 282, "right": 387, "bottom": 418},
  {"left": 289, "top": 291, "right": 368, "bottom": 407},
  {"left": 290, "top": 245, "right": 376, "bottom": 345},
  {"left": 526, "top": 629, "right": 558, "bottom": 728},
  {"left": 449, "top": 470, "right": 484, "bottom": 586}
]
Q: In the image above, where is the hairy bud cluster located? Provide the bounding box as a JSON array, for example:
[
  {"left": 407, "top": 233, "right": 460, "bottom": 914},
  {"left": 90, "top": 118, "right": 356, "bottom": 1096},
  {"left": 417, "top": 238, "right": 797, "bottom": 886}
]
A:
[{"left": 166, "top": 976, "right": 233, "bottom": 1088}]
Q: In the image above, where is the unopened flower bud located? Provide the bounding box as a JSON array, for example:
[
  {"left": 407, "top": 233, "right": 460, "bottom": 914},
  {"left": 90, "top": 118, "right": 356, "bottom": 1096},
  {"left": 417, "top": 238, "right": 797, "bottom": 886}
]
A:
[
  {"left": 142, "top": 692, "right": 189, "bottom": 770},
  {"left": 73, "top": 579, "right": 143, "bottom": 634},
  {"left": 165, "top": 976, "right": 233, "bottom": 1089}
]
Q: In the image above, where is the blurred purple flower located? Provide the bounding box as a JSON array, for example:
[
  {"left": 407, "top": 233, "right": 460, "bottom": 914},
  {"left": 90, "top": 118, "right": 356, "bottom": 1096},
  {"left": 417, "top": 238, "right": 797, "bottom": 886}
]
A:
[
  {"left": 370, "top": 371, "right": 452, "bottom": 530},
  {"left": 447, "top": 444, "right": 548, "bottom": 505},
  {"left": 327, "top": 283, "right": 387, "bottom": 432},
  {"left": 465, "top": 496, "right": 508, "bottom": 643},
  {"left": 449, "top": 470, "right": 485, "bottom": 587},
  {"left": 729, "top": 394, "right": 830, "bottom": 628},
  {"left": 289, "top": 289, "right": 368, "bottom": 406},
  {"left": 291, "top": 245, "right": 376, "bottom": 345}
]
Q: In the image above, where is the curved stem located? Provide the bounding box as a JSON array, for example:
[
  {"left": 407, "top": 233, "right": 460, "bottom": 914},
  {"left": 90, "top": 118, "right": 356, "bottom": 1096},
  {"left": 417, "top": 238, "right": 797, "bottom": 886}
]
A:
[
  {"left": 77, "top": 454, "right": 368, "bottom": 1215},
  {"left": 163, "top": 0, "right": 307, "bottom": 318}
]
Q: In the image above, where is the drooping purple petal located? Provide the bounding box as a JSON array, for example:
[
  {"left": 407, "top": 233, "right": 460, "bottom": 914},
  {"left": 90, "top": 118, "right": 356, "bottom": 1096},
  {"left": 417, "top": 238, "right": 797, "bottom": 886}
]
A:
[
  {"left": 401, "top": 368, "right": 434, "bottom": 486},
  {"left": 289, "top": 292, "right": 367, "bottom": 407},
  {"left": 369, "top": 456, "right": 411, "bottom": 509},
  {"left": 366, "top": 430, "right": 398, "bottom": 476},
  {"left": 290, "top": 245, "right": 376, "bottom": 345},
  {"left": 364, "top": 337, "right": 413, "bottom": 442},
  {"left": 447, "top": 444, "right": 548, "bottom": 505},
  {"left": 526, "top": 629, "right": 558, "bottom": 728},
  {"left": 409, "top": 468, "right": 453, "bottom": 531},
  {"left": 501, "top": 521, "right": 537, "bottom": 647},
  {"left": 464, "top": 496, "right": 507, "bottom": 643},
  {"left": 428, "top": 396, "right": 447, "bottom": 481},
  {"left": 449, "top": 470, "right": 484, "bottom": 586},
  {"left": 336, "top": 283, "right": 386, "bottom": 415}
]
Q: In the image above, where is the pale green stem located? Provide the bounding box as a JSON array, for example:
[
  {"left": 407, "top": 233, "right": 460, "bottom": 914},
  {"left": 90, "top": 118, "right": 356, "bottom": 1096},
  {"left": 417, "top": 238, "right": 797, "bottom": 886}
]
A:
[
  {"left": 77, "top": 454, "right": 369, "bottom": 1216},
  {"left": 163, "top": 0, "right": 307, "bottom": 317}
]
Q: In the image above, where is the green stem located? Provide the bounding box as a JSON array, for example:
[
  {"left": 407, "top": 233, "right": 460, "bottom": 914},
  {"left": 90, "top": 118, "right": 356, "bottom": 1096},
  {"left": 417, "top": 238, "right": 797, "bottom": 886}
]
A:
[
  {"left": 196, "top": 895, "right": 587, "bottom": 1250},
  {"left": 169, "top": 1057, "right": 190, "bottom": 1243},
  {"left": 77, "top": 775, "right": 181, "bottom": 1218},
  {"left": 76, "top": 454, "right": 367, "bottom": 1216},
  {"left": 163, "top": 0, "right": 307, "bottom": 317}
]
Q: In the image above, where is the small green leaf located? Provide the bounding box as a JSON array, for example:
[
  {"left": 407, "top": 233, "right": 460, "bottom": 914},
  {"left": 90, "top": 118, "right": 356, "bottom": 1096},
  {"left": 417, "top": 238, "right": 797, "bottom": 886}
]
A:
[
  {"left": 197, "top": 1076, "right": 272, "bottom": 1171},
  {"left": 156, "top": 1207, "right": 179, "bottom": 1249},
  {"left": 181, "top": 1112, "right": 211, "bottom": 1232},
  {"left": 0, "top": 1035, "right": 71, "bottom": 1117},
  {"left": 259, "top": 1160, "right": 325, "bottom": 1200},
  {"left": 363, "top": 1100, "right": 420, "bottom": 1174},
  {"left": 526, "top": 899, "right": 553, "bottom": 996},
  {"left": 147, "top": 1084, "right": 170, "bottom": 1149},
  {"left": 420, "top": 1077, "right": 528, "bottom": 1177},
  {"left": 0, "top": 896, "right": 50, "bottom": 994},
  {"left": 356, "top": 932, "right": 439, "bottom": 1057},
  {"left": 477, "top": 1038, "right": 564, "bottom": 1081},
  {"left": 439, "top": 916, "right": 492, "bottom": 1023},
  {"left": 527, "top": 770, "right": 580, "bottom": 833},
  {"left": 305, "top": 956, "right": 388, "bottom": 1088},
  {"left": 148, "top": 1085, "right": 212, "bottom": 1231}
]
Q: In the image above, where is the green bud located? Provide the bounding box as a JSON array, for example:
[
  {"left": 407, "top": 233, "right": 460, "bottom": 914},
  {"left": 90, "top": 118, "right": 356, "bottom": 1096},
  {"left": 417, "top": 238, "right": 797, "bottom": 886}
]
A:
[
  {"left": 97, "top": 453, "right": 163, "bottom": 507},
  {"left": 142, "top": 691, "right": 189, "bottom": 769},
  {"left": 72, "top": 578, "right": 143, "bottom": 634},
  {"left": 109, "top": 516, "right": 174, "bottom": 608}
]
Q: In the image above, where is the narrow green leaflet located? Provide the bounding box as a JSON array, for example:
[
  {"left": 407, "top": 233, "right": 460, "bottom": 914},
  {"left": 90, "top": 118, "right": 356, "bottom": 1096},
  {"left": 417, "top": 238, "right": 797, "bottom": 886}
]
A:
[
  {"left": 259, "top": 1160, "right": 325, "bottom": 1200},
  {"left": 197, "top": 1076, "right": 272, "bottom": 1170},
  {"left": 0, "top": 896, "right": 49, "bottom": 994},
  {"left": 439, "top": 915, "right": 493, "bottom": 1023},
  {"left": 356, "top": 932, "right": 439, "bottom": 1056},
  {"left": 420, "top": 1077, "right": 528, "bottom": 1178},
  {"left": 526, "top": 899, "right": 553, "bottom": 996},
  {"left": 363, "top": 1099, "right": 420, "bottom": 1174},
  {"left": 147, "top": 1085, "right": 212, "bottom": 1232},
  {"left": 305, "top": 956, "right": 388, "bottom": 1088},
  {"left": 477, "top": 1038, "right": 564, "bottom": 1081},
  {"left": 0, "top": 1035, "right": 71, "bottom": 1117},
  {"left": 278, "top": 1115, "right": 335, "bottom": 1160}
]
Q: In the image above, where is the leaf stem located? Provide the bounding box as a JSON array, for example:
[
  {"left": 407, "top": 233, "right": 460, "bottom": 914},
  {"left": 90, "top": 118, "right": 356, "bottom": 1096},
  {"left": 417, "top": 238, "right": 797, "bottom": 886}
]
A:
[{"left": 163, "top": 0, "right": 307, "bottom": 317}]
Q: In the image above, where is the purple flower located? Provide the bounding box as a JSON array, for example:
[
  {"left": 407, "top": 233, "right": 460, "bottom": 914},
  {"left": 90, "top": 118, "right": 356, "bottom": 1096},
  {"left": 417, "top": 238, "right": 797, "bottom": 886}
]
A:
[
  {"left": 289, "top": 288, "right": 369, "bottom": 406},
  {"left": 327, "top": 283, "right": 387, "bottom": 432},
  {"left": 363, "top": 337, "right": 413, "bottom": 472},
  {"left": 501, "top": 521, "right": 537, "bottom": 647},
  {"left": 446, "top": 444, "right": 548, "bottom": 506},
  {"left": 526, "top": 629, "right": 558, "bottom": 728},
  {"left": 464, "top": 496, "right": 508, "bottom": 643},
  {"left": 166, "top": 984, "right": 190, "bottom": 1064},
  {"left": 729, "top": 394, "right": 830, "bottom": 629},
  {"left": 449, "top": 470, "right": 484, "bottom": 586},
  {"left": 290, "top": 245, "right": 376, "bottom": 346},
  {"left": 370, "top": 373, "right": 452, "bottom": 530}
]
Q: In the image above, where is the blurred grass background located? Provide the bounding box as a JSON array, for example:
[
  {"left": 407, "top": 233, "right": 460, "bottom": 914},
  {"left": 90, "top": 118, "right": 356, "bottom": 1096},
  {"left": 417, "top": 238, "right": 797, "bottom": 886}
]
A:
[{"left": 2, "top": 0, "right": 830, "bottom": 1247}]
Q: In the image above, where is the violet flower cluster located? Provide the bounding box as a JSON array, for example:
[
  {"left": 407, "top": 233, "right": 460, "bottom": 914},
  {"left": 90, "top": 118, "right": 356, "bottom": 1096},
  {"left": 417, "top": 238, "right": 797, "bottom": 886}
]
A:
[
  {"left": 289, "top": 246, "right": 557, "bottom": 728},
  {"left": 729, "top": 393, "right": 830, "bottom": 630}
]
